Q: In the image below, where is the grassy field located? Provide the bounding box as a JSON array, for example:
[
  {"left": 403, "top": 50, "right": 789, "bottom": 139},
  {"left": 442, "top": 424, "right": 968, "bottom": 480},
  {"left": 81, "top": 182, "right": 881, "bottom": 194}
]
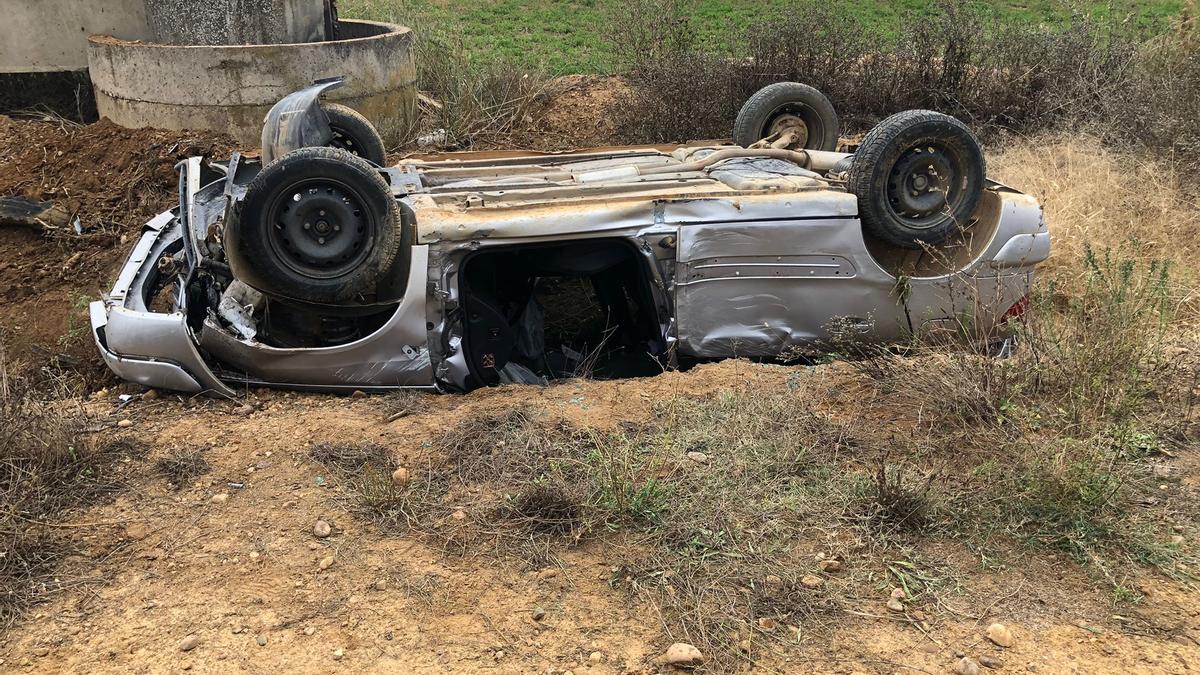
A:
[{"left": 340, "top": 0, "right": 1187, "bottom": 73}]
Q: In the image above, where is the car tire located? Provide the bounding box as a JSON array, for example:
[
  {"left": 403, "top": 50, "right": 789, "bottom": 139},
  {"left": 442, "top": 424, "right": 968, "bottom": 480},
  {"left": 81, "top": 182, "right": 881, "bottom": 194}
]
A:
[
  {"left": 323, "top": 103, "right": 387, "bottom": 165},
  {"left": 847, "top": 109, "right": 985, "bottom": 250},
  {"left": 733, "top": 82, "right": 839, "bottom": 151},
  {"left": 230, "top": 146, "right": 404, "bottom": 305}
]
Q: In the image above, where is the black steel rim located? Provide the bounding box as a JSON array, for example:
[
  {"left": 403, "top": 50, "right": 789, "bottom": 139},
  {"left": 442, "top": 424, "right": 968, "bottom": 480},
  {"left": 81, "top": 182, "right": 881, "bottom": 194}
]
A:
[
  {"left": 329, "top": 125, "right": 363, "bottom": 158},
  {"left": 266, "top": 177, "right": 375, "bottom": 279},
  {"left": 884, "top": 142, "right": 966, "bottom": 229}
]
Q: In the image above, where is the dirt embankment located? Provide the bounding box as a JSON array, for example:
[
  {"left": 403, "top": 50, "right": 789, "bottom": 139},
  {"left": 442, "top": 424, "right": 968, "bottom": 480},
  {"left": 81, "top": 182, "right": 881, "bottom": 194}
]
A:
[{"left": 0, "top": 116, "right": 233, "bottom": 381}]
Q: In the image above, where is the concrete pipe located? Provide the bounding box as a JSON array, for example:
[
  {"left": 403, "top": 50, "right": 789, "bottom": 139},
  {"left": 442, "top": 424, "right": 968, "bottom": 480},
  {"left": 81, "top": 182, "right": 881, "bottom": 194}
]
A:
[
  {"left": 87, "top": 20, "right": 416, "bottom": 145},
  {"left": 143, "top": 0, "right": 329, "bottom": 46}
]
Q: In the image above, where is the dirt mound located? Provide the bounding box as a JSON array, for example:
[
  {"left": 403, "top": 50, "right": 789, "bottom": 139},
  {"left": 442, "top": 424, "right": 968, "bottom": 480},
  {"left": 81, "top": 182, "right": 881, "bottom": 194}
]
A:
[
  {"left": 509, "top": 75, "right": 635, "bottom": 150},
  {"left": 0, "top": 116, "right": 234, "bottom": 230},
  {"left": 0, "top": 115, "right": 235, "bottom": 385}
]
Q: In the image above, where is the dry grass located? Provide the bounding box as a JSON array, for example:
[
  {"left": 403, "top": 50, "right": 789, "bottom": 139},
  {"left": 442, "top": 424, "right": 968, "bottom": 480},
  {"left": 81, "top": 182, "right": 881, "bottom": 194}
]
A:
[
  {"left": 154, "top": 446, "right": 211, "bottom": 490},
  {"left": 309, "top": 441, "right": 397, "bottom": 476},
  {"left": 991, "top": 133, "right": 1200, "bottom": 318},
  {"left": 0, "top": 367, "right": 144, "bottom": 625}
]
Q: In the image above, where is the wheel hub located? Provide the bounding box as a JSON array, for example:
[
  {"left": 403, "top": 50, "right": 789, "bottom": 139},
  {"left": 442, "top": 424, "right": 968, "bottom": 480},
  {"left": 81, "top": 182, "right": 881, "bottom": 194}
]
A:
[
  {"left": 885, "top": 145, "right": 961, "bottom": 228},
  {"left": 768, "top": 113, "right": 810, "bottom": 148},
  {"left": 270, "top": 181, "right": 372, "bottom": 278}
]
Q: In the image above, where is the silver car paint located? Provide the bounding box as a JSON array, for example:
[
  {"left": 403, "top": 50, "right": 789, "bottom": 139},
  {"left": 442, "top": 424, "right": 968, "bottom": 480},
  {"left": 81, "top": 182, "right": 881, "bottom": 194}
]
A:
[
  {"left": 92, "top": 109, "right": 1049, "bottom": 394},
  {"left": 195, "top": 244, "right": 435, "bottom": 391}
]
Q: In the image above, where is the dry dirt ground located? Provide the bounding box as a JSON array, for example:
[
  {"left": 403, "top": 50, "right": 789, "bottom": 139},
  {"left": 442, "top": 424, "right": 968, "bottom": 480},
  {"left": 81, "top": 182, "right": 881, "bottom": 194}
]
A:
[
  {"left": 3, "top": 364, "right": 1200, "bottom": 673},
  {"left": 0, "top": 79, "right": 1198, "bottom": 673}
]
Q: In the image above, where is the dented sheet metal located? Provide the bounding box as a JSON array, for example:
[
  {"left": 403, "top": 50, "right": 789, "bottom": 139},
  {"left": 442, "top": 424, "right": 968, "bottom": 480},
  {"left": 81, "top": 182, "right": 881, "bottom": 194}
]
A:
[
  {"left": 197, "top": 246, "right": 435, "bottom": 389},
  {"left": 673, "top": 189, "right": 1044, "bottom": 357},
  {"left": 92, "top": 117, "right": 1049, "bottom": 395}
]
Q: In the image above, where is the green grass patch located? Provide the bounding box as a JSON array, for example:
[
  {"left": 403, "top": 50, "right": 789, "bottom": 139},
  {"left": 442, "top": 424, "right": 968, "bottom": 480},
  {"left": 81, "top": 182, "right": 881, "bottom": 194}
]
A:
[{"left": 341, "top": 0, "right": 1185, "bottom": 73}]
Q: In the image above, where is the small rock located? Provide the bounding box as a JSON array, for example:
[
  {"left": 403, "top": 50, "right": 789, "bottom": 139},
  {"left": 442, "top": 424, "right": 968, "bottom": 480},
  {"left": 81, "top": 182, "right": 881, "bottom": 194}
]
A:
[
  {"left": 800, "top": 574, "right": 823, "bottom": 589},
  {"left": 32, "top": 647, "right": 49, "bottom": 657},
  {"left": 391, "top": 467, "right": 411, "bottom": 485},
  {"left": 351, "top": 390, "right": 367, "bottom": 398},
  {"left": 953, "top": 657, "right": 981, "bottom": 675},
  {"left": 756, "top": 617, "right": 777, "bottom": 631},
  {"left": 531, "top": 607, "right": 546, "bottom": 621},
  {"left": 255, "top": 635, "right": 267, "bottom": 647},
  {"left": 979, "top": 655, "right": 1001, "bottom": 669},
  {"left": 658, "top": 642, "right": 704, "bottom": 667},
  {"left": 536, "top": 568, "right": 558, "bottom": 581},
  {"left": 819, "top": 559, "right": 842, "bottom": 573},
  {"left": 142, "top": 389, "right": 159, "bottom": 401},
  {"left": 235, "top": 404, "right": 255, "bottom": 416},
  {"left": 588, "top": 651, "right": 604, "bottom": 664},
  {"left": 178, "top": 635, "right": 200, "bottom": 652},
  {"left": 124, "top": 523, "right": 150, "bottom": 541},
  {"left": 332, "top": 647, "right": 344, "bottom": 661},
  {"left": 117, "top": 419, "right": 134, "bottom": 428},
  {"left": 319, "top": 555, "right": 335, "bottom": 570},
  {"left": 313, "top": 520, "right": 332, "bottom": 538},
  {"left": 686, "top": 451, "right": 709, "bottom": 464},
  {"left": 1171, "top": 535, "right": 1185, "bottom": 546},
  {"left": 210, "top": 493, "right": 229, "bottom": 504},
  {"left": 303, "top": 627, "right": 316, "bottom": 636},
  {"left": 764, "top": 574, "right": 784, "bottom": 592},
  {"left": 887, "top": 597, "right": 905, "bottom": 612},
  {"left": 890, "top": 587, "right": 907, "bottom": 600},
  {"left": 986, "top": 623, "right": 1014, "bottom": 648},
  {"left": 450, "top": 509, "right": 467, "bottom": 522},
  {"left": 373, "top": 580, "right": 387, "bottom": 591}
]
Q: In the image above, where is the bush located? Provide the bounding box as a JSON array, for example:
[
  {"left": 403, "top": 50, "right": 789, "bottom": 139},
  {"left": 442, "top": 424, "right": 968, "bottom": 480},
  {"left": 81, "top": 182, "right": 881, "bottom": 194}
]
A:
[
  {"left": 847, "top": 243, "right": 1194, "bottom": 576},
  {"left": 1105, "top": 17, "right": 1200, "bottom": 165},
  {"left": 411, "top": 27, "right": 548, "bottom": 149},
  {"left": 607, "top": 0, "right": 1198, "bottom": 173}
]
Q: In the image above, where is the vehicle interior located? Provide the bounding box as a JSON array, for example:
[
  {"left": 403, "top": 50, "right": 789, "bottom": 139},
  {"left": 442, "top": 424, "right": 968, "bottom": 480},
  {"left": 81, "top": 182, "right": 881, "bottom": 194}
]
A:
[{"left": 457, "top": 239, "right": 666, "bottom": 387}]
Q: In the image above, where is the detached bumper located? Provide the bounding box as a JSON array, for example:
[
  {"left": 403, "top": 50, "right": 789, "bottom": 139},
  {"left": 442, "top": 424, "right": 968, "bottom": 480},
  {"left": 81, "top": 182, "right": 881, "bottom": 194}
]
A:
[{"left": 89, "top": 211, "right": 235, "bottom": 397}]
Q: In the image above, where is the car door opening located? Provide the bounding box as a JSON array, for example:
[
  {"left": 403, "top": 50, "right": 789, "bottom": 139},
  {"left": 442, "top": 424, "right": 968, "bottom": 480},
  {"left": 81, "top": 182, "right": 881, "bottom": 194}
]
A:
[{"left": 459, "top": 240, "right": 667, "bottom": 387}]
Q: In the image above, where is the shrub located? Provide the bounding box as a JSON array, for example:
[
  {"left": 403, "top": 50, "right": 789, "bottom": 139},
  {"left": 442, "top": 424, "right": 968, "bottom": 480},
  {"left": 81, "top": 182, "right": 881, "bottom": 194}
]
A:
[{"left": 606, "top": 0, "right": 1198, "bottom": 175}]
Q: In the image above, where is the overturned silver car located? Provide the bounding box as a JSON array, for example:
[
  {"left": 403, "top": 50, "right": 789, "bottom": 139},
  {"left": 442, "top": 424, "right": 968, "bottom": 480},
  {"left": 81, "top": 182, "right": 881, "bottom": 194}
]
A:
[{"left": 91, "top": 80, "right": 1050, "bottom": 396}]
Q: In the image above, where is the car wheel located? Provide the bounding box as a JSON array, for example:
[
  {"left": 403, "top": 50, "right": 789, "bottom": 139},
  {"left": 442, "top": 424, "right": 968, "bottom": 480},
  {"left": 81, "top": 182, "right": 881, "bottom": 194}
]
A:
[
  {"left": 230, "top": 146, "right": 404, "bottom": 304},
  {"left": 733, "top": 82, "right": 839, "bottom": 151},
  {"left": 322, "top": 103, "right": 387, "bottom": 165},
  {"left": 847, "top": 109, "right": 985, "bottom": 249}
]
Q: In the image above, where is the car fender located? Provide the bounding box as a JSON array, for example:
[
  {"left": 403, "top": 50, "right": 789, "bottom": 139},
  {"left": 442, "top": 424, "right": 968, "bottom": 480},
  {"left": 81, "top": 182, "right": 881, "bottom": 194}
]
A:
[{"left": 260, "top": 77, "right": 343, "bottom": 165}]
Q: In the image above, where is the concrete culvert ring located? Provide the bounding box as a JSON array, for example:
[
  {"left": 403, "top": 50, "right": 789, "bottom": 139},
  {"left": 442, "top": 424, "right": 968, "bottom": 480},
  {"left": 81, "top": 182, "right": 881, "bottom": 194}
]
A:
[{"left": 86, "top": 20, "right": 416, "bottom": 145}]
